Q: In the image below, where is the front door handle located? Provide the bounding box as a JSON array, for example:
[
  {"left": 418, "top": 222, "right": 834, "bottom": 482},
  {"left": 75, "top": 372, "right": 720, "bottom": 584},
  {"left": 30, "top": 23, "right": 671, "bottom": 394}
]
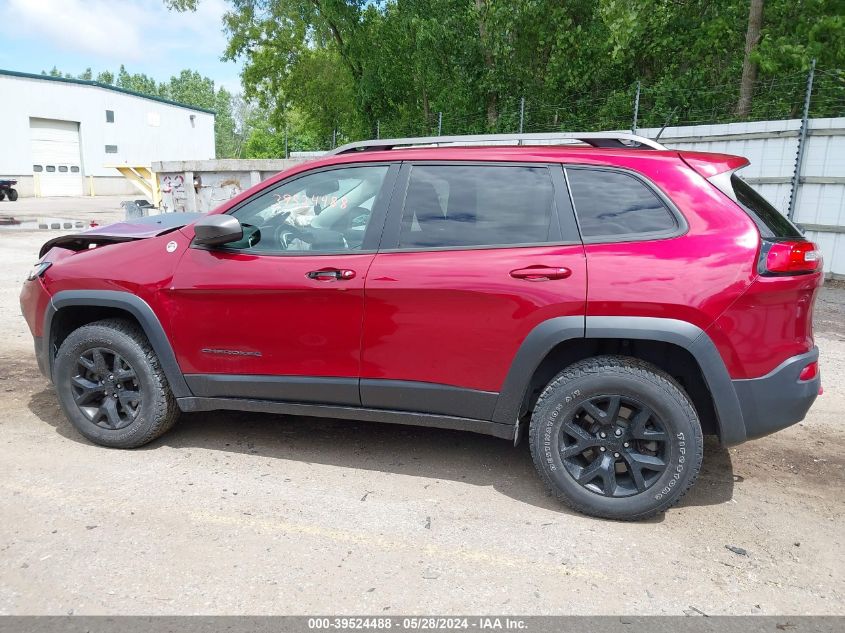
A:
[
  {"left": 306, "top": 268, "right": 356, "bottom": 281},
  {"left": 510, "top": 266, "right": 572, "bottom": 281}
]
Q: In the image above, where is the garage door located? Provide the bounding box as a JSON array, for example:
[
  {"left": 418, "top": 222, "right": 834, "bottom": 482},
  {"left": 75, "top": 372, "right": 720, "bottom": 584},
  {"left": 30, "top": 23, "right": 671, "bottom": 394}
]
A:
[{"left": 30, "top": 118, "right": 83, "bottom": 197}]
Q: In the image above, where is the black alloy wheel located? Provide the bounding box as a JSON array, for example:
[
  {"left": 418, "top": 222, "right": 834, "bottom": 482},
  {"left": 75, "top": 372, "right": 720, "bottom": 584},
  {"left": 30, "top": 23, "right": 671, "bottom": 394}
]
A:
[
  {"left": 70, "top": 347, "right": 142, "bottom": 429},
  {"left": 529, "top": 355, "right": 703, "bottom": 520},
  {"left": 560, "top": 395, "right": 668, "bottom": 498}
]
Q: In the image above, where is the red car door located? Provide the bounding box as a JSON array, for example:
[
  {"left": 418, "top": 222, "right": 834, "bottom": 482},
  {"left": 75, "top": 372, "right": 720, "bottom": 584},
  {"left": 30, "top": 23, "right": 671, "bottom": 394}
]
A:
[
  {"left": 360, "top": 162, "right": 586, "bottom": 419},
  {"left": 168, "top": 163, "right": 397, "bottom": 405}
]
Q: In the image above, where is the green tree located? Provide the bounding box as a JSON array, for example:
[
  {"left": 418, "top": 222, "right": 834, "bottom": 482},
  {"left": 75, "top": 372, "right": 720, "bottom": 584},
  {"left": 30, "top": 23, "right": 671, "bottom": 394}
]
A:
[
  {"left": 122, "top": 2, "right": 845, "bottom": 144},
  {"left": 166, "top": 69, "right": 215, "bottom": 109},
  {"left": 95, "top": 70, "right": 115, "bottom": 85},
  {"left": 116, "top": 64, "right": 165, "bottom": 96},
  {"left": 214, "top": 87, "right": 238, "bottom": 158}
]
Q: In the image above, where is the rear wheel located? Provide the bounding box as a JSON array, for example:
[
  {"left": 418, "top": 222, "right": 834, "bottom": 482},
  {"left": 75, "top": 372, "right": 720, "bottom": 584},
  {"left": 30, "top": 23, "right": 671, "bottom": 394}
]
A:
[
  {"left": 53, "top": 319, "right": 180, "bottom": 448},
  {"left": 529, "top": 355, "right": 703, "bottom": 520},
  {"left": 7, "top": 188, "right": 18, "bottom": 201},
  {"left": 0, "top": 191, "right": 5, "bottom": 201}
]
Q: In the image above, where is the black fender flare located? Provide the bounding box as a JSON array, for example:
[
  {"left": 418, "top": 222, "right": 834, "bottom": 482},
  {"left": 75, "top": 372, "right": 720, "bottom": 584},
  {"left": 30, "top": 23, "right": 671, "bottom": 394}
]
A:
[
  {"left": 491, "top": 315, "right": 747, "bottom": 446},
  {"left": 44, "top": 290, "right": 192, "bottom": 399},
  {"left": 491, "top": 315, "right": 584, "bottom": 428}
]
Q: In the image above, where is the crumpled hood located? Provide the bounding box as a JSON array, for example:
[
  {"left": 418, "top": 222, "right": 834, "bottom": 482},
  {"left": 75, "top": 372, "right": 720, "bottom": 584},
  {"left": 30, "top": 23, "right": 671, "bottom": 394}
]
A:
[{"left": 39, "top": 212, "right": 203, "bottom": 258}]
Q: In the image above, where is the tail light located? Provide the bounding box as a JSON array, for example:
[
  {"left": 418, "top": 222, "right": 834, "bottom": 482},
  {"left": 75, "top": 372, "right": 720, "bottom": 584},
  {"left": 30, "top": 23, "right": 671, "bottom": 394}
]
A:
[
  {"left": 798, "top": 361, "right": 818, "bottom": 381},
  {"left": 759, "top": 240, "right": 821, "bottom": 276}
]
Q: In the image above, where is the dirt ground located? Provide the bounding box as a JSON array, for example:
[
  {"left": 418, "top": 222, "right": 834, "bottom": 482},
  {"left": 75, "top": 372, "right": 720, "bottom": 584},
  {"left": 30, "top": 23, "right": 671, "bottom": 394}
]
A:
[{"left": 0, "top": 199, "right": 843, "bottom": 615}]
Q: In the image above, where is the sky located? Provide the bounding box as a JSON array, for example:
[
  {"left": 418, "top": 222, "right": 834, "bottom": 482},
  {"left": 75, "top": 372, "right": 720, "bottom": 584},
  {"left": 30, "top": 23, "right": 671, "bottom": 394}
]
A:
[{"left": 0, "top": 0, "right": 243, "bottom": 93}]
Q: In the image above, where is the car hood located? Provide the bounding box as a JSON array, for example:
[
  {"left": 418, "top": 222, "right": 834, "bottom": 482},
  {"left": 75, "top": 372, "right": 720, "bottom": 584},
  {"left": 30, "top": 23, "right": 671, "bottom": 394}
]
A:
[{"left": 38, "top": 212, "right": 203, "bottom": 258}]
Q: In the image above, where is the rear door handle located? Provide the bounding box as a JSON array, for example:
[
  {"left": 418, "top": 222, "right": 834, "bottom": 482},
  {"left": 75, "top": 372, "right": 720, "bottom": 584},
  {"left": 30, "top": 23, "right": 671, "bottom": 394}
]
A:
[
  {"left": 306, "top": 268, "right": 356, "bottom": 281},
  {"left": 510, "top": 266, "right": 572, "bottom": 281}
]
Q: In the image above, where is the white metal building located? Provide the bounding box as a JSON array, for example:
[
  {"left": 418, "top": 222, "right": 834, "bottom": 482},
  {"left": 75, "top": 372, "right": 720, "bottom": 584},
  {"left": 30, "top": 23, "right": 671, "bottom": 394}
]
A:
[{"left": 0, "top": 69, "right": 215, "bottom": 197}]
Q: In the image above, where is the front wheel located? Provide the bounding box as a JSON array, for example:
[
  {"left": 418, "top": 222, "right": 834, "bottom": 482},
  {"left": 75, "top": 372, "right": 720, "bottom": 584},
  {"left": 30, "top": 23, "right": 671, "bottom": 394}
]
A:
[
  {"left": 529, "top": 355, "right": 703, "bottom": 520},
  {"left": 53, "top": 319, "right": 180, "bottom": 448},
  {"left": 7, "top": 188, "right": 18, "bottom": 201}
]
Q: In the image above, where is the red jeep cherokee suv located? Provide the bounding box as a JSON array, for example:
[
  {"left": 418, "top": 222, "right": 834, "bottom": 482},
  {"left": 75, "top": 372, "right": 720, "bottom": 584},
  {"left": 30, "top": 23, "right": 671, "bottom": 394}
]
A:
[{"left": 20, "top": 133, "right": 823, "bottom": 520}]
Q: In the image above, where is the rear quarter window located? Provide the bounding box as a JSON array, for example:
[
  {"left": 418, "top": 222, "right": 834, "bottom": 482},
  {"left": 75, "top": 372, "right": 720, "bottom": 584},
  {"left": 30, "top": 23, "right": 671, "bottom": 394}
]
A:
[
  {"left": 566, "top": 168, "right": 679, "bottom": 241},
  {"left": 729, "top": 174, "right": 803, "bottom": 239}
]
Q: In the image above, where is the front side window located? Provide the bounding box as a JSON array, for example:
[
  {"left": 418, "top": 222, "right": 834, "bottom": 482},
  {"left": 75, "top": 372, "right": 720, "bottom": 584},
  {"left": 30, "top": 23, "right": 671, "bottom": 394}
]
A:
[
  {"left": 398, "top": 165, "right": 556, "bottom": 248},
  {"left": 227, "top": 165, "right": 389, "bottom": 253},
  {"left": 566, "top": 168, "right": 678, "bottom": 240}
]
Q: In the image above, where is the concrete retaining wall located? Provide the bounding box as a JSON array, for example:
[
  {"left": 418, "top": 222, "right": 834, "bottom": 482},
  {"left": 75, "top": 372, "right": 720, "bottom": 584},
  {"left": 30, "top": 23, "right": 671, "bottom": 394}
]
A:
[{"left": 152, "top": 159, "right": 310, "bottom": 213}]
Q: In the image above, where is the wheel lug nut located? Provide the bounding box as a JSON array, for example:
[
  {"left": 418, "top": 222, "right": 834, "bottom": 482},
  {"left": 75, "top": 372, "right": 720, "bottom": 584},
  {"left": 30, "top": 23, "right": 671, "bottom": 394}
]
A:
[
  {"left": 623, "top": 442, "right": 630, "bottom": 448},
  {"left": 614, "top": 452, "right": 620, "bottom": 458},
  {"left": 614, "top": 429, "right": 622, "bottom": 436},
  {"left": 599, "top": 432, "right": 607, "bottom": 438},
  {"left": 109, "top": 375, "right": 114, "bottom": 380},
  {"left": 599, "top": 447, "right": 606, "bottom": 452},
  {"left": 113, "top": 393, "right": 119, "bottom": 398}
]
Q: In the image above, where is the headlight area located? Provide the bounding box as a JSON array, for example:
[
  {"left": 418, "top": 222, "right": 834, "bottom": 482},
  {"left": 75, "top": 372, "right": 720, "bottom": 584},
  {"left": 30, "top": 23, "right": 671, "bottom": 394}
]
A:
[{"left": 26, "top": 261, "right": 52, "bottom": 281}]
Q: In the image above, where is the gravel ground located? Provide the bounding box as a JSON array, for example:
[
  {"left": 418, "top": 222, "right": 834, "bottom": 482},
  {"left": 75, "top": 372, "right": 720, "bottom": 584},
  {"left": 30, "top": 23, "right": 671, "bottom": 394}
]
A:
[{"left": 0, "top": 202, "right": 842, "bottom": 615}]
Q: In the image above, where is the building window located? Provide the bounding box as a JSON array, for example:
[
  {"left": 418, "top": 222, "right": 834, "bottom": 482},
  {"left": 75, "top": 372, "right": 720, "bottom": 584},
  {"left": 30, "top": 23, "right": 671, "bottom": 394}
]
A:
[
  {"left": 105, "top": 145, "right": 118, "bottom": 154},
  {"left": 58, "top": 166, "right": 68, "bottom": 172},
  {"left": 33, "top": 165, "right": 43, "bottom": 172},
  {"left": 106, "top": 110, "right": 115, "bottom": 123},
  {"left": 46, "top": 165, "right": 56, "bottom": 172},
  {"left": 70, "top": 166, "right": 80, "bottom": 173}
]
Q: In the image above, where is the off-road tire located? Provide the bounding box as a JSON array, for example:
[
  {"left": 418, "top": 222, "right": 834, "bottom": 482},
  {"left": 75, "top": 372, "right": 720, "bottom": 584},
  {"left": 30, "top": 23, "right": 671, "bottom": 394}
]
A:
[
  {"left": 7, "top": 188, "right": 18, "bottom": 201},
  {"left": 529, "top": 355, "right": 703, "bottom": 520},
  {"left": 53, "top": 319, "right": 180, "bottom": 448}
]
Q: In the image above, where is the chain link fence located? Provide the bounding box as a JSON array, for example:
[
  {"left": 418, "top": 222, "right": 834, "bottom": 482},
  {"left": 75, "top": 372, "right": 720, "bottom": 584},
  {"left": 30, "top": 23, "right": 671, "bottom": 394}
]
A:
[{"left": 317, "top": 65, "right": 844, "bottom": 148}]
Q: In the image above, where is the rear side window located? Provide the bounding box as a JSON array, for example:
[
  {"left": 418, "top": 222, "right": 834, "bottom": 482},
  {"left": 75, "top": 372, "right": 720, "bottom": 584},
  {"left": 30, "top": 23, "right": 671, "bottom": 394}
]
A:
[
  {"left": 566, "top": 168, "right": 678, "bottom": 240},
  {"left": 730, "top": 174, "right": 802, "bottom": 239},
  {"left": 398, "top": 165, "right": 556, "bottom": 248}
]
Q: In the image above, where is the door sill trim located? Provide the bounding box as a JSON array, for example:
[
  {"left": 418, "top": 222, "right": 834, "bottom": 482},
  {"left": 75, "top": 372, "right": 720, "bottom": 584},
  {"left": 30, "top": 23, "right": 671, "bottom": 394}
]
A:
[{"left": 177, "top": 396, "right": 515, "bottom": 440}]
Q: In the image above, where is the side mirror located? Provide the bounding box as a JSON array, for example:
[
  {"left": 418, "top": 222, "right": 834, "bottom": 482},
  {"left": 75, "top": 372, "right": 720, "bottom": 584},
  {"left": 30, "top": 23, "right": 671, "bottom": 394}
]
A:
[{"left": 193, "top": 215, "right": 243, "bottom": 247}]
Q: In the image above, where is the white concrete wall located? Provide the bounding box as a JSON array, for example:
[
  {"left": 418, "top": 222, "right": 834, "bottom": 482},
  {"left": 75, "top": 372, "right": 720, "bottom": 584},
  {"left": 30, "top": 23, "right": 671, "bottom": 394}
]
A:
[
  {"left": 152, "top": 159, "right": 309, "bottom": 213},
  {"left": 3, "top": 175, "right": 136, "bottom": 198},
  {"left": 637, "top": 118, "right": 845, "bottom": 278},
  {"left": 0, "top": 72, "right": 215, "bottom": 183}
]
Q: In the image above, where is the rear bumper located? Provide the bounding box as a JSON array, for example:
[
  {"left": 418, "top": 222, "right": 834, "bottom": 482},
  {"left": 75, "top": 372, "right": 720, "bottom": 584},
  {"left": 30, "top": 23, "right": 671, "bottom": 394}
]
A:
[{"left": 731, "top": 347, "right": 820, "bottom": 442}]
